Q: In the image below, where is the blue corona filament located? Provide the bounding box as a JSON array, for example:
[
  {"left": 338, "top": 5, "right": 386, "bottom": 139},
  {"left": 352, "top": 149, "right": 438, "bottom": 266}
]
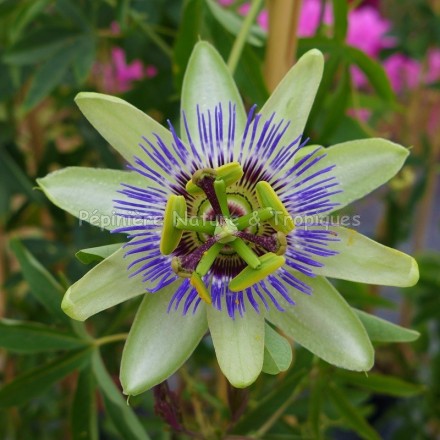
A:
[{"left": 112, "top": 103, "right": 341, "bottom": 318}]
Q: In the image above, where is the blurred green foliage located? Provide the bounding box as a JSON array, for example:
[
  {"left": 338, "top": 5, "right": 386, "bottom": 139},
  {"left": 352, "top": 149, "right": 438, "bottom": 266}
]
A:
[{"left": 0, "top": 0, "right": 439, "bottom": 438}]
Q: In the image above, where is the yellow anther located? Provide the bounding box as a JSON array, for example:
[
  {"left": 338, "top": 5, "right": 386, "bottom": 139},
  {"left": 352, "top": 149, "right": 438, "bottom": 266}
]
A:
[
  {"left": 160, "top": 195, "right": 187, "bottom": 255},
  {"left": 229, "top": 253, "right": 285, "bottom": 292},
  {"left": 255, "top": 181, "right": 294, "bottom": 234},
  {"left": 190, "top": 272, "right": 212, "bottom": 304}
]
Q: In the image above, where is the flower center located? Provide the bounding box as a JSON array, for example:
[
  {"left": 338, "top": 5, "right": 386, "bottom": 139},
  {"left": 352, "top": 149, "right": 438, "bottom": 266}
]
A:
[{"left": 161, "top": 162, "right": 293, "bottom": 304}]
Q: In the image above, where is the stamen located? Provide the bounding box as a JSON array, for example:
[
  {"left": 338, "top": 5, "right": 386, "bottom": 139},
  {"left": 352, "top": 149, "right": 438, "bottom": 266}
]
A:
[
  {"left": 256, "top": 181, "right": 294, "bottom": 233},
  {"left": 160, "top": 195, "right": 187, "bottom": 255},
  {"left": 190, "top": 272, "right": 212, "bottom": 304},
  {"left": 196, "top": 243, "right": 223, "bottom": 276},
  {"left": 233, "top": 207, "right": 275, "bottom": 230},
  {"left": 229, "top": 238, "right": 261, "bottom": 269},
  {"left": 229, "top": 253, "right": 286, "bottom": 292}
]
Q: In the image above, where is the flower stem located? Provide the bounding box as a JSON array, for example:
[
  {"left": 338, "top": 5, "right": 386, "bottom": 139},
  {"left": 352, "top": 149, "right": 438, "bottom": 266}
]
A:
[
  {"left": 264, "top": 0, "right": 303, "bottom": 92},
  {"left": 227, "top": 0, "right": 265, "bottom": 74},
  {"left": 94, "top": 333, "right": 128, "bottom": 347}
]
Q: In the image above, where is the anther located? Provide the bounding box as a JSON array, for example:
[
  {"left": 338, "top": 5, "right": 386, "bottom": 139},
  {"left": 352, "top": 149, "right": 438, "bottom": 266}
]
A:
[
  {"left": 229, "top": 253, "right": 285, "bottom": 292},
  {"left": 256, "top": 181, "right": 294, "bottom": 233},
  {"left": 160, "top": 195, "right": 187, "bottom": 255},
  {"left": 190, "top": 272, "right": 212, "bottom": 304}
]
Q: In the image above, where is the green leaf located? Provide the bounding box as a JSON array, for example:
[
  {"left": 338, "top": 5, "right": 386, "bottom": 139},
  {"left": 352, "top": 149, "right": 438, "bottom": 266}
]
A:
[
  {"left": 62, "top": 247, "right": 145, "bottom": 321},
  {"left": 314, "top": 226, "right": 419, "bottom": 287},
  {"left": 336, "top": 370, "right": 425, "bottom": 397},
  {"left": 76, "top": 243, "right": 123, "bottom": 264},
  {"left": 121, "top": 281, "right": 207, "bottom": 395},
  {"left": 345, "top": 46, "right": 394, "bottom": 102},
  {"left": 262, "top": 323, "right": 292, "bottom": 375},
  {"left": 0, "top": 148, "right": 41, "bottom": 201},
  {"left": 266, "top": 274, "right": 374, "bottom": 371},
  {"left": 37, "top": 167, "right": 143, "bottom": 231},
  {"left": 73, "top": 34, "right": 96, "bottom": 84},
  {"left": 0, "top": 319, "right": 86, "bottom": 353},
  {"left": 92, "top": 352, "right": 150, "bottom": 440},
  {"left": 207, "top": 300, "right": 265, "bottom": 388},
  {"left": 316, "top": 138, "right": 409, "bottom": 212},
  {"left": 0, "top": 348, "right": 92, "bottom": 408},
  {"left": 56, "top": 0, "right": 90, "bottom": 31},
  {"left": 319, "top": 63, "right": 350, "bottom": 140},
  {"left": 23, "top": 39, "right": 80, "bottom": 111},
  {"left": 259, "top": 49, "right": 324, "bottom": 160},
  {"left": 8, "top": 0, "right": 52, "bottom": 44},
  {"left": 354, "top": 309, "right": 420, "bottom": 343},
  {"left": 72, "top": 366, "right": 98, "bottom": 440},
  {"left": 328, "top": 384, "right": 381, "bottom": 440},
  {"left": 4, "top": 27, "right": 79, "bottom": 65},
  {"left": 74, "top": 92, "right": 180, "bottom": 168},
  {"left": 206, "top": 0, "right": 265, "bottom": 47},
  {"left": 180, "top": 41, "right": 247, "bottom": 155},
  {"left": 10, "top": 239, "right": 68, "bottom": 323},
  {"left": 332, "top": 0, "right": 348, "bottom": 42}
]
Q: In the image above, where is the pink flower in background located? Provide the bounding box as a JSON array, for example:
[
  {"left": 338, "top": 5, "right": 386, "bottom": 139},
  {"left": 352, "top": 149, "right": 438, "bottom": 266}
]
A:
[
  {"left": 94, "top": 22, "right": 158, "bottom": 94},
  {"left": 220, "top": 1, "right": 440, "bottom": 95},
  {"left": 297, "top": 0, "right": 332, "bottom": 37},
  {"left": 111, "top": 47, "right": 145, "bottom": 92},
  {"left": 383, "top": 54, "right": 421, "bottom": 93},
  {"left": 347, "top": 7, "right": 395, "bottom": 57},
  {"left": 426, "top": 49, "right": 440, "bottom": 84}
]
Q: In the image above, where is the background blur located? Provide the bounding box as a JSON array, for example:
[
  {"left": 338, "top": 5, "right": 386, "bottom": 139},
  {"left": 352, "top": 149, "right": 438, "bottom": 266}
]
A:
[{"left": 0, "top": 0, "right": 439, "bottom": 438}]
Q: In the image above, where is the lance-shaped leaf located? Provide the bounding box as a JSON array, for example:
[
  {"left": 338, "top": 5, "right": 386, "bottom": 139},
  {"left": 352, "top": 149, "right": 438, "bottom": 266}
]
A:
[
  {"left": 0, "top": 319, "right": 86, "bottom": 353},
  {"left": 92, "top": 352, "right": 150, "bottom": 440},
  {"left": 76, "top": 243, "right": 123, "bottom": 264},
  {"left": 0, "top": 348, "right": 92, "bottom": 408},
  {"left": 354, "top": 309, "right": 420, "bottom": 343},
  {"left": 71, "top": 366, "right": 98, "bottom": 440},
  {"left": 37, "top": 168, "right": 143, "bottom": 231},
  {"left": 314, "top": 226, "right": 419, "bottom": 287},
  {"left": 266, "top": 274, "right": 374, "bottom": 371},
  {"left": 180, "top": 41, "right": 247, "bottom": 154},
  {"left": 120, "top": 282, "right": 207, "bottom": 395},
  {"left": 207, "top": 301, "right": 265, "bottom": 388},
  {"left": 62, "top": 247, "right": 145, "bottom": 321},
  {"left": 10, "top": 239, "right": 68, "bottom": 323}
]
